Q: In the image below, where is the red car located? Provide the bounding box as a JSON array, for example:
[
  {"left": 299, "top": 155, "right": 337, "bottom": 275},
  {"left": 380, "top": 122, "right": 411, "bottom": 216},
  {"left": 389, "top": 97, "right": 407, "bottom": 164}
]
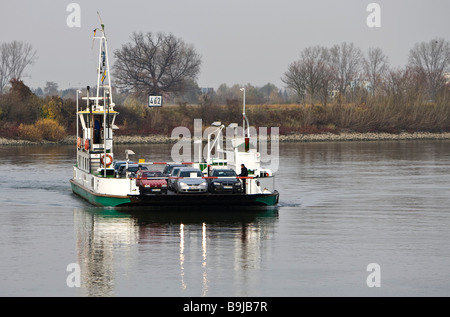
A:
[{"left": 136, "top": 171, "right": 168, "bottom": 194}]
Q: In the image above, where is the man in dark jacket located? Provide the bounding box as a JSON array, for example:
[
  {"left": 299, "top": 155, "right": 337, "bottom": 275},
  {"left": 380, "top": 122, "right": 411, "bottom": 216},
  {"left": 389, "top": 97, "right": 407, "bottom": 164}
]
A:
[{"left": 239, "top": 164, "right": 248, "bottom": 193}]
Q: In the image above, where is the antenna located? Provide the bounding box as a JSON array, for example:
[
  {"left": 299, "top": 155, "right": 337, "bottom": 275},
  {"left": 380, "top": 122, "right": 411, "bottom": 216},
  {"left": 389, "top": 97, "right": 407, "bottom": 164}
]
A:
[
  {"left": 90, "top": 13, "right": 113, "bottom": 108},
  {"left": 92, "top": 11, "right": 105, "bottom": 49},
  {"left": 97, "top": 11, "right": 105, "bottom": 34}
]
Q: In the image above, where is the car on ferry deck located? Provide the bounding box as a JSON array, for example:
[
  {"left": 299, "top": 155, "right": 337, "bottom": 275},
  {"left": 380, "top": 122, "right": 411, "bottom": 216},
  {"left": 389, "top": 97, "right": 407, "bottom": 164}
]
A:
[
  {"left": 208, "top": 168, "right": 243, "bottom": 194},
  {"left": 173, "top": 167, "right": 207, "bottom": 193},
  {"left": 167, "top": 166, "right": 185, "bottom": 191},
  {"left": 117, "top": 163, "right": 148, "bottom": 178},
  {"left": 136, "top": 171, "right": 168, "bottom": 194},
  {"left": 162, "top": 163, "right": 190, "bottom": 177},
  {"left": 113, "top": 161, "right": 127, "bottom": 173}
]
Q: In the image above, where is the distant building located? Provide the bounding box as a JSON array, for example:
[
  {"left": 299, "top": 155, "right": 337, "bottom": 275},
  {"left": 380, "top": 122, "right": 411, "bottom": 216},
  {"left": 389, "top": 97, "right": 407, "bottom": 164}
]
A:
[
  {"left": 330, "top": 80, "right": 373, "bottom": 99},
  {"left": 444, "top": 72, "right": 450, "bottom": 85},
  {"left": 330, "top": 90, "right": 340, "bottom": 98},
  {"left": 350, "top": 80, "right": 373, "bottom": 94},
  {"left": 200, "top": 87, "right": 215, "bottom": 95}
]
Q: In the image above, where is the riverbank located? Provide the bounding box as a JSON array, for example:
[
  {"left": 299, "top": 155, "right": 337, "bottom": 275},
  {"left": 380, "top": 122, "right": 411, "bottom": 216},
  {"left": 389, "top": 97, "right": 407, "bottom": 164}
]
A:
[
  {"left": 278, "top": 131, "right": 450, "bottom": 142},
  {"left": 2, "top": 131, "right": 450, "bottom": 146}
]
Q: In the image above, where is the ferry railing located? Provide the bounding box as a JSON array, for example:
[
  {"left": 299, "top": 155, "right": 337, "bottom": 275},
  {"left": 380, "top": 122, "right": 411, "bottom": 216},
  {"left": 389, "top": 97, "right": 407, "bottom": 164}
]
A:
[{"left": 130, "top": 174, "right": 274, "bottom": 195}]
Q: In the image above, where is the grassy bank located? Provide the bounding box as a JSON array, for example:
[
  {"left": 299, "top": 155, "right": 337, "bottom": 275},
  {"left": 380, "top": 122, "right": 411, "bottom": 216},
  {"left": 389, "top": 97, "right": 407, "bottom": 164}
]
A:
[{"left": 242, "top": 102, "right": 450, "bottom": 135}]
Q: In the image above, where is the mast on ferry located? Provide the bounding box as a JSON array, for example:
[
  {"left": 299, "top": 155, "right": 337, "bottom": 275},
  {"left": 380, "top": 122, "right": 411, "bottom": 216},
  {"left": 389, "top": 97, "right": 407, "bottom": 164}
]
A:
[
  {"left": 93, "top": 12, "right": 113, "bottom": 108},
  {"left": 76, "top": 15, "right": 117, "bottom": 177}
]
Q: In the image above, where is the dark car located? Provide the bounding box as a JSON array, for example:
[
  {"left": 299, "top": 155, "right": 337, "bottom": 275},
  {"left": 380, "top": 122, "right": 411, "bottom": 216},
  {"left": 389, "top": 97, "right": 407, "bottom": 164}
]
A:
[
  {"left": 113, "top": 161, "right": 128, "bottom": 172},
  {"left": 118, "top": 164, "right": 148, "bottom": 178},
  {"left": 208, "top": 168, "right": 242, "bottom": 194},
  {"left": 162, "top": 163, "right": 190, "bottom": 177}
]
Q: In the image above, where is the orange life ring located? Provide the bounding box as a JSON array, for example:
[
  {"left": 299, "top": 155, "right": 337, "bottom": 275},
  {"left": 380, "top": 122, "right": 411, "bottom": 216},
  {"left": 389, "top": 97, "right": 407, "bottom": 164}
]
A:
[
  {"left": 77, "top": 137, "right": 81, "bottom": 149},
  {"left": 101, "top": 154, "right": 113, "bottom": 167},
  {"left": 84, "top": 139, "right": 89, "bottom": 151}
]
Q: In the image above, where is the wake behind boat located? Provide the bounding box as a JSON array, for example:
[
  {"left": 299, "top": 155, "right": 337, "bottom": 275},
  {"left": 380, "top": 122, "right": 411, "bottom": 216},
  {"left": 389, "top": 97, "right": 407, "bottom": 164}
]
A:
[{"left": 70, "top": 21, "right": 279, "bottom": 208}]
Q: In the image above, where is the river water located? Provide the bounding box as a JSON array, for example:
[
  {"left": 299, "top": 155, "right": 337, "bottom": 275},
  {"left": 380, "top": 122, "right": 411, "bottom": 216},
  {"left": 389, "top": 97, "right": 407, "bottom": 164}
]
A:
[{"left": 1, "top": 140, "right": 449, "bottom": 297}]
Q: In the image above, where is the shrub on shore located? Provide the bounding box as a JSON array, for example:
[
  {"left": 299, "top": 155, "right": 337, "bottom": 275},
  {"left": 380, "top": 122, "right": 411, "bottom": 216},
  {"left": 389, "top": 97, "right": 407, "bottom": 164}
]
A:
[
  {"left": 2, "top": 80, "right": 450, "bottom": 140},
  {"left": 18, "top": 118, "right": 66, "bottom": 142}
]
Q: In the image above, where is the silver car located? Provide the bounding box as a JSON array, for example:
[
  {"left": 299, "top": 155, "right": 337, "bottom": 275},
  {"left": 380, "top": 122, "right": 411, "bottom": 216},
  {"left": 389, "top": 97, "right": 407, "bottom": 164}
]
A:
[
  {"left": 174, "top": 168, "right": 207, "bottom": 193},
  {"left": 168, "top": 166, "right": 184, "bottom": 191}
]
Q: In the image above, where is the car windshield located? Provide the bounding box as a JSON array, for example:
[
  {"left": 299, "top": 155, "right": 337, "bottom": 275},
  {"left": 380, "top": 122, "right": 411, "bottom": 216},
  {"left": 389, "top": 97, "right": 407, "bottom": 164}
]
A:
[
  {"left": 165, "top": 165, "right": 187, "bottom": 174},
  {"left": 213, "top": 170, "right": 237, "bottom": 177},
  {"left": 143, "top": 171, "right": 163, "bottom": 177},
  {"left": 128, "top": 166, "right": 148, "bottom": 172},
  {"left": 114, "top": 162, "right": 125, "bottom": 169},
  {"left": 166, "top": 166, "right": 176, "bottom": 174},
  {"left": 179, "top": 170, "right": 202, "bottom": 177},
  {"left": 172, "top": 168, "right": 182, "bottom": 176}
]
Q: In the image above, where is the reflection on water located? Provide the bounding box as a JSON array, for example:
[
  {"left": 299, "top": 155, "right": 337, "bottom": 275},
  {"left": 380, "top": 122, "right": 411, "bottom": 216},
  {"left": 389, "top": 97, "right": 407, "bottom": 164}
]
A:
[
  {"left": 73, "top": 208, "right": 138, "bottom": 296},
  {"left": 73, "top": 206, "right": 278, "bottom": 296},
  {"left": 2, "top": 141, "right": 450, "bottom": 296}
]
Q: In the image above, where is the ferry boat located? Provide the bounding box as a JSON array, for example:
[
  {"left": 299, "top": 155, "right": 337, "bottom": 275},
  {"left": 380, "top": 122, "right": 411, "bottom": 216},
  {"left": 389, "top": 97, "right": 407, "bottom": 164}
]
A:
[{"left": 70, "top": 23, "right": 279, "bottom": 207}]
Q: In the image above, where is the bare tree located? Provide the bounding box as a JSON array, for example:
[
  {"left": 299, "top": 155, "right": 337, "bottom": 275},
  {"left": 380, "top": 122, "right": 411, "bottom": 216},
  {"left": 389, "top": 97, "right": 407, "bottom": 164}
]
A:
[
  {"left": 363, "top": 47, "right": 389, "bottom": 96},
  {"left": 0, "top": 41, "right": 37, "bottom": 93},
  {"left": 329, "top": 42, "right": 362, "bottom": 98},
  {"left": 114, "top": 32, "right": 202, "bottom": 99},
  {"left": 44, "top": 81, "right": 59, "bottom": 96},
  {"left": 381, "top": 65, "right": 427, "bottom": 104},
  {"left": 282, "top": 46, "right": 332, "bottom": 105},
  {"left": 281, "top": 60, "right": 307, "bottom": 104},
  {"left": 408, "top": 38, "right": 450, "bottom": 100},
  {"left": 301, "top": 46, "right": 331, "bottom": 104},
  {"left": 382, "top": 67, "right": 411, "bottom": 100}
]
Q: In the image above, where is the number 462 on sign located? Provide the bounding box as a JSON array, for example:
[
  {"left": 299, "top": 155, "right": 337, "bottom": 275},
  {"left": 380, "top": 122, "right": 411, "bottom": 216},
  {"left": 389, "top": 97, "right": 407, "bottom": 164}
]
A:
[{"left": 148, "top": 95, "right": 163, "bottom": 107}]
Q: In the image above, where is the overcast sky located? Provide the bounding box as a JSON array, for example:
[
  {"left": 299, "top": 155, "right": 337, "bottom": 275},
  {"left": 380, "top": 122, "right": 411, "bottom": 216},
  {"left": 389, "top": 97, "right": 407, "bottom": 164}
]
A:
[{"left": 1, "top": 0, "right": 450, "bottom": 91}]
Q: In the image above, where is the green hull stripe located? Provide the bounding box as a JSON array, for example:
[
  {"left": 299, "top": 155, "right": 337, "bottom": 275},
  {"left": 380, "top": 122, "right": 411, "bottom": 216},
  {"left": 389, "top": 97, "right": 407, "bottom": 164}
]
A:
[
  {"left": 255, "top": 195, "right": 278, "bottom": 206},
  {"left": 70, "top": 180, "right": 131, "bottom": 207},
  {"left": 71, "top": 180, "right": 278, "bottom": 207}
]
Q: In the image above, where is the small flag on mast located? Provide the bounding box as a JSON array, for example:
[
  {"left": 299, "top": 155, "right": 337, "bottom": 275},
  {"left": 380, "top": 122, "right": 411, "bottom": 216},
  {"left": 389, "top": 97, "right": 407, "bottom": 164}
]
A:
[{"left": 91, "top": 29, "right": 98, "bottom": 49}]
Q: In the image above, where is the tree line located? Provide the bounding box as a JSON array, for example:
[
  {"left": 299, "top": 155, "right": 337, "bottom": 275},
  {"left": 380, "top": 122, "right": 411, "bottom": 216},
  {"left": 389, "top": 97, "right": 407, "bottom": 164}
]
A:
[
  {"left": 282, "top": 39, "right": 450, "bottom": 105},
  {"left": 2, "top": 34, "right": 450, "bottom": 104},
  {"left": 2, "top": 34, "right": 450, "bottom": 141}
]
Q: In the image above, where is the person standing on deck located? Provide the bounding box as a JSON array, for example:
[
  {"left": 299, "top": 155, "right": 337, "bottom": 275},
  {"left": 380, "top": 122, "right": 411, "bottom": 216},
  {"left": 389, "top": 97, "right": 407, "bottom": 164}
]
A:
[{"left": 239, "top": 164, "right": 248, "bottom": 193}]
